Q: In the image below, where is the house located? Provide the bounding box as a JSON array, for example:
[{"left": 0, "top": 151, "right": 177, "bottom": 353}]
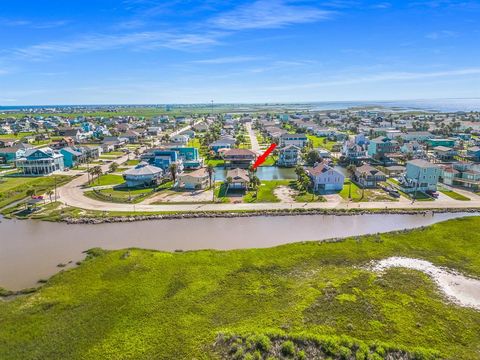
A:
[
  {"left": 0, "top": 143, "right": 32, "bottom": 164},
  {"left": 342, "top": 141, "right": 368, "bottom": 164},
  {"left": 171, "top": 134, "right": 189, "bottom": 144},
  {"left": 177, "top": 168, "right": 210, "bottom": 190},
  {"left": 147, "top": 127, "right": 162, "bottom": 136},
  {"left": 440, "top": 162, "right": 480, "bottom": 190},
  {"left": 209, "top": 138, "right": 236, "bottom": 153},
  {"left": 223, "top": 148, "right": 257, "bottom": 168},
  {"left": 225, "top": 168, "right": 249, "bottom": 190},
  {"left": 123, "top": 129, "right": 142, "bottom": 143},
  {"left": 0, "top": 138, "right": 19, "bottom": 148},
  {"left": 427, "top": 138, "right": 455, "bottom": 148},
  {"left": 368, "top": 136, "right": 400, "bottom": 159},
  {"left": 433, "top": 146, "right": 457, "bottom": 161},
  {"left": 353, "top": 164, "right": 386, "bottom": 188},
  {"left": 123, "top": 162, "right": 163, "bottom": 187},
  {"left": 401, "top": 131, "right": 432, "bottom": 142},
  {"left": 50, "top": 137, "right": 75, "bottom": 150},
  {"left": 141, "top": 149, "right": 184, "bottom": 172},
  {"left": 277, "top": 145, "right": 301, "bottom": 167},
  {"left": 169, "top": 146, "right": 203, "bottom": 169},
  {"left": 384, "top": 165, "right": 406, "bottom": 178},
  {"left": 16, "top": 147, "right": 65, "bottom": 175},
  {"left": 279, "top": 133, "right": 308, "bottom": 148},
  {"left": 402, "top": 159, "right": 440, "bottom": 193},
  {"left": 467, "top": 146, "right": 480, "bottom": 161},
  {"left": 306, "top": 162, "right": 345, "bottom": 192},
  {"left": 60, "top": 147, "right": 86, "bottom": 168}
]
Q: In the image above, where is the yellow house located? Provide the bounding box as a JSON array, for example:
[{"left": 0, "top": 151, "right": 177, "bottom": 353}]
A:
[{"left": 178, "top": 168, "right": 210, "bottom": 189}]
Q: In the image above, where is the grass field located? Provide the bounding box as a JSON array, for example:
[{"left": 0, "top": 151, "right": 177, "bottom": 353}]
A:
[
  {"left": 307, "top": 135, "right": 338, "bottom": 151},
  {"left": 86, "top": 174, "right": 125, "bottom": 187},
  {"left": 243, "top": 180, "right": 291, "bottom": 202},
  {"left": 439, "top": 189, "right": 470, "bottom": 201},
  {"left": 84, "top": 186, "right": 155, "bottom": 204},
  {"left": 1, "top": 217, "right": 480, "bottom": 359},
  {"left": 0, "top": 175, "right": 72, "bottom": 208}
]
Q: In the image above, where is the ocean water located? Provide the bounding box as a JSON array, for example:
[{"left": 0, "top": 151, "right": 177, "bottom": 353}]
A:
[{"left": 1, "top": 98, "right": 480, "bottom": 113}]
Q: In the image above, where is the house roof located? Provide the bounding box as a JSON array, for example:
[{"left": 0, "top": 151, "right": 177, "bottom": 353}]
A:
[
  {"left": 226, "top": 168, "right": 249, "bottom": 182},
  {"left": 433, "top": 146, "right": 454, "bottom": 152},
  {"left": 61, "top": 147, "right": 83, "bottom": 156},
  {"left": 123, "top": 164, "right": 163, "bottom": 176},
  {"left": 280, "top": 133, "right": 307, "bottom": 139},
  {"left": 179, "top": 168, "right": 209, "bottom": 179},
  {"left": 407, "top": 159, "right": 439, "bottom": 168},
  {"left": 355, "top": 164, "right": 385, "bottom": 176},
  {"left": 223, "top": 148, "right": 256, "bottom": 157}
]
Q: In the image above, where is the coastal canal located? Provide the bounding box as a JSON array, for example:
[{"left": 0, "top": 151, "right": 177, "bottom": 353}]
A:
[{"left": 0, "top": 212, "right": 474, "bottom": 291}]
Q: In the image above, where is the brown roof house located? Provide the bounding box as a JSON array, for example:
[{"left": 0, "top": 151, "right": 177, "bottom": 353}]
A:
[
  {"left": 225, "top": 168, "right": 249, "bottom": 190},
  {"left": 223, "top": 148, "right": 257, "bottom": 168}
]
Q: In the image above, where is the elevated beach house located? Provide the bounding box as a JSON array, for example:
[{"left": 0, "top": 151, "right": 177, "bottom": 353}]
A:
[
  {"left": 279, "top": 133, "right": 308, "bottom": 148},
  {"left": 122, "top": 162, "right": 163, "bottom": 187},
  {"left": 223, "top": 149, "right": 257, "bottom": 168},
  {"left": 402, "top": 159, "right": 440, "bottom": 193},
  {"left": 306, "top": 162, "right": 345, "bottom": 192},
  {"left": 277, "top": 145, "right": 301, "bottom": 167},
  {"left": 177, "top": 168, "right": 210, "bottom": 190},
  {"left": 16, "top": 147, "right": 64, "bottom": 175},
  {"left": 225, "top": 168, "right": 249, "bottom": 190}
]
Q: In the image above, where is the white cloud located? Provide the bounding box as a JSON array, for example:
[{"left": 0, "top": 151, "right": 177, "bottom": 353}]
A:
[
  {"left": 210, "top": 0, "right": 332, "bottom": 30},
  {"left": 425, "top": 30, "right": 457, "bottom": 40},
  {"left": 9, "top": 31, "right": 221, "bottom": 61},
  {"left": 0, "top": 18, "right": 69, "bottom": 29},
  {"left": 264, "top": 68, "right": 480, "bottom": 90}
]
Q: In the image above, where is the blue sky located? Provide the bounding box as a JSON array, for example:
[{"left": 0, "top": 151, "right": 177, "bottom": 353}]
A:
[{"left": 0, "top": 0, "right": 479, "bottom": 105}]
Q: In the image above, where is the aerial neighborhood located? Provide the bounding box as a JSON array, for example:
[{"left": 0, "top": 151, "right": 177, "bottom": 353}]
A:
[{"left": 2, "top": 105, "right": 480, "bottom": 217}]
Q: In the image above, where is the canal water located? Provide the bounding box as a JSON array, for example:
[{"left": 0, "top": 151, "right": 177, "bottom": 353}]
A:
[
  {"left": 0, "top": 212, "right": 475, "bottom": 290},
  {"left": 213, "top": 166, "right": 296, "bottom": 181}
]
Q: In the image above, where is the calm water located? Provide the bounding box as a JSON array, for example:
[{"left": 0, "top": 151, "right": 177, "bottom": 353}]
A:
[
  {"left": 0, "top": 213, "right": 474, "bottom": 290},
  {"left": 214, "top": 166, "right": 296, "bottom": 181}
]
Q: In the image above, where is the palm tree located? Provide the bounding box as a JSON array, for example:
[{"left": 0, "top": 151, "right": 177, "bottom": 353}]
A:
[
  {"left": 206, "top": 164, "right": 215, "bottom": 189},
  {"left": 169, "top": 163, "right": 178, "bottom": 187},
  {"left": 92, "top": 166, "right": 102, "bottom": 184},
  {"left": 46, "top": 189, "right": 54, "bottom": 202},
  {"left": 26, "top": 189, "right": 35, "bottom": 198},
  {"left": 225, "top": 176, "right": 233, "bottom": 195},
  {"left": 109, "top": 162, "right": 119, "bottom": 173}
]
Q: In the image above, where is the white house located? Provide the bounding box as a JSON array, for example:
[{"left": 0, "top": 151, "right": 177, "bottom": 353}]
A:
[{"left": 306, "top": 162, "right": 345, "bottom": 192}]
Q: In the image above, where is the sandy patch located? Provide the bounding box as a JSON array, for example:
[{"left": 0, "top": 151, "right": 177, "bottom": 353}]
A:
[
  {"left": 146, "top": 189, "right": 214, "bottom": 203},
  {"left": 371, "top": 257, "right": 480, "bottom": 310},
  {"left": 274, "top": 186, "right": 297, "bottom": 203}
]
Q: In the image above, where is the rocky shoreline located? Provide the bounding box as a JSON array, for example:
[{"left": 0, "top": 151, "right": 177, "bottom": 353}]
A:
[{"left": 64, "top": 207, "right": 480, "bottom": 224}]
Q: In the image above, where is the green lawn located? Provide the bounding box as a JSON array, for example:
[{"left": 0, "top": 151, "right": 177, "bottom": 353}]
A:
[
  {"left": 307, "top": 135, "right": 338, "bottom": 151},
  {"left": 340, "top": 180, "right": 398, "bottom": 202},
  {"left": 243, "top": 180, "right": 290, "bottom": 203},
  {"left": 84, "top": 186, "right": 155, "bottom": 204},
  {"left": 0, "top": 132, "right": 34, "bottom": 139},
  {"left": 205, "top": 159, "right": 224, "bottom": 166},
  {"left": 439, "top": 189, "right": 470, "bottom": 201},
  {"left": 86, "top": 174, "right": 125, "bottom": 187},
  {"left": 259, "top": 156, "right": 276, "bottom": 166},
  {"left": 1, "top": 217, "right": 480, "bottom": 359},
  {"left": 0, "top": 175, "right": 72, "bottom": 208},
  {"left": 123, "top": 159, "right": 140, "bottom": 166}
]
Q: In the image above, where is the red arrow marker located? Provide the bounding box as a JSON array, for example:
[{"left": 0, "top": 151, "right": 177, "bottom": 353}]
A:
[{"left": 252, "top": 143, "right": 277, "bottom": 169}]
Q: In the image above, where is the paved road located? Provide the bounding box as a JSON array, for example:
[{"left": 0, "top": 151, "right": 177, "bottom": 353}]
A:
[
  {"left": 245, "top": 122, "right": 261, "bottom": 153},
  {"left": 54, "top": 119, "right": 480, "bottom": 213}
]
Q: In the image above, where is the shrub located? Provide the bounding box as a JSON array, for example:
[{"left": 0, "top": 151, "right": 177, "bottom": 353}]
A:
[{"left": 281, "top": 340, "right": 295, "bottom": 357}]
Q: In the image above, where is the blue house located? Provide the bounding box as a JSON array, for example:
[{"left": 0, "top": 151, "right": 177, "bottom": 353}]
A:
[
  {"left": 467, "top": 146, "right": 480, "bottom": 161},
  {"left": 141, "top": 149, "right": 184, "bottom": 172},
  {"left": 123, "top": 163, "right": 164, "bottom": 187},
  {"left": 60, "top": 147, "right": 85, "bottom": 168},
  {"left": 170, "top": 146, "right": 202, "bottom": 169},
  {"left": 16, "top": 147, "right": 64, "bottom": 175}
]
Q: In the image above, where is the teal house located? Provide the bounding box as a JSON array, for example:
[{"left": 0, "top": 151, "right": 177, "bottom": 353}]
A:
[
  {"left": 427, "top": 139, "right": 455, "bottom": 148},
  {"left": 170, "top": 146, "right": 203, "bottom": 169},
  {"left": 60, "top": 147, "right": 85, "bottom": 168}
]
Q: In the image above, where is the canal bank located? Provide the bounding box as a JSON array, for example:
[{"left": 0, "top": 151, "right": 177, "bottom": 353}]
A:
[{"left": 0, "top": 212, "right": 476, "bottom": 291}]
